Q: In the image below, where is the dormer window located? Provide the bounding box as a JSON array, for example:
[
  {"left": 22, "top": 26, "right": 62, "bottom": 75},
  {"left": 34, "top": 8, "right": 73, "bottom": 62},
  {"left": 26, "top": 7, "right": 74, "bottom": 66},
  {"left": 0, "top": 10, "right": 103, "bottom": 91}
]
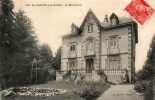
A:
[
  {"left": 88, "top": 23, "right": 94, "bottom": 33},
  {"left": 111, "top": 18, "right": 117, "bottom": 25},
  {"left": 71, "top": 23, "right": 79, "bottom": 34},
  {"left": 110, "top": 13, "right": 119, "bottom": 26}
]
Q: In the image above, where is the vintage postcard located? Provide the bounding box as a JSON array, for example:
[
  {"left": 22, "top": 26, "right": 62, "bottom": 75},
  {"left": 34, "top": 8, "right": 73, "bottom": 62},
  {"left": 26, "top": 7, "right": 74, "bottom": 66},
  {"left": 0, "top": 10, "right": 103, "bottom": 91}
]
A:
[{"left": 0, "top": 0, "right": 155, "bottom": 100}]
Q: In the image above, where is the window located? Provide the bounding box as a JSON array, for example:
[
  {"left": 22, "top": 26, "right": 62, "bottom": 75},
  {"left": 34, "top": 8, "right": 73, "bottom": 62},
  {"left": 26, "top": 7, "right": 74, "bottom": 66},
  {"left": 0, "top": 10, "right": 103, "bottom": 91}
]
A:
[
  {"left": 109, "top": 36, "right": 118, "bottom": 48},
  {"left": 87, "top": 39, "right": 94, "bottom": 51},
  {"left": 70, "top": 45, "right": 75, "bottom": 51},
  {"left": 109, "top": 56, "right": 120, "bottom": 69},
  {"left": 111, "top": 19, "right": 117, "bottom": 25},
  {"left": 10, "top": 65, "right": 14, "bottom": 71},
  {"left": 86, "top": 58, "right": 94, "bottom": 73},
  {"left": 88, "top": 24, "right": 94, "bottom": 33}
]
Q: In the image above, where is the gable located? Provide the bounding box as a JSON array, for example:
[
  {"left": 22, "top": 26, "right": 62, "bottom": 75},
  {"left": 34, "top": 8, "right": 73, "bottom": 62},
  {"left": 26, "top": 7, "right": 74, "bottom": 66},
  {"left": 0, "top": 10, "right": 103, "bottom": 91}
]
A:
[{"left": 80, "top": 9, "right": 101, "bottom": 31}]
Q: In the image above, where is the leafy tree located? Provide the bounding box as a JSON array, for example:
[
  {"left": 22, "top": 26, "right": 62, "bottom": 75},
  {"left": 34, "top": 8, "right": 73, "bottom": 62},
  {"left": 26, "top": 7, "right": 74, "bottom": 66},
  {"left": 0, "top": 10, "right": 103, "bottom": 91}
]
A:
[
  {"left": 141, "top": 35, "right": 155, "bottom": 80},
  {"left": 0, "top": 0, "right": 15, "bottom": 89},
  {"left": 31, "top": 44, "right": 54, "bottom": 83},
  {"left": 10, "top": 10, "right": 38, "bottom": 86},
  {"left": 38, "top": 44, "right": 54, "bottom": 69},
  {"left": 52, "top": 47, "right": 61, "bottom": 70},
  {"left": 135, "top": 34, "right": 155, "bottom": 99}
]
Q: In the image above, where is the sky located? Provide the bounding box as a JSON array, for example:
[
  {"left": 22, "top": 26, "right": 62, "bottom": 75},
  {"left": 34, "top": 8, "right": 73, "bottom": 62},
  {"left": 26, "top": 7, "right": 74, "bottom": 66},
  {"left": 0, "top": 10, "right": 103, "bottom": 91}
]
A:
[{"left": 13, "top": 0, "right": 155, "bottom": 71}]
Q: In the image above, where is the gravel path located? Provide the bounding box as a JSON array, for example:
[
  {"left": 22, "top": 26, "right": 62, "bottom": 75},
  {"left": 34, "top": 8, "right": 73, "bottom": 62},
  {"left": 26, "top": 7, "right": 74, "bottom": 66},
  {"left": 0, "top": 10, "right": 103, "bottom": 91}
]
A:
[{"left": 97, "top": 85, "right": 144, "bottom": 100}]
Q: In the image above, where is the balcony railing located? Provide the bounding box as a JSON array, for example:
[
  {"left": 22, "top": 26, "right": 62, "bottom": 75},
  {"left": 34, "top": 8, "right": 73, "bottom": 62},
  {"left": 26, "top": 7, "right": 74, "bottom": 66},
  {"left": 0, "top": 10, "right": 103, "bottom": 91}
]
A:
[
  {"left": 103, "top": 69, "right": 126, "bottom": 75},
  {"left": 57, "top": 69, "right": 127, "bottom": 76}
]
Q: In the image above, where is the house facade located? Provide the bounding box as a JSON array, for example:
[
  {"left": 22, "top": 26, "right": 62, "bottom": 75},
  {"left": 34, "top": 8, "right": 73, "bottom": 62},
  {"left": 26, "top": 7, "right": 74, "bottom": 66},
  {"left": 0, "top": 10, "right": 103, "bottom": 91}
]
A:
[{"left": 57, "top": 9, "right": 138, "bottom": 84}]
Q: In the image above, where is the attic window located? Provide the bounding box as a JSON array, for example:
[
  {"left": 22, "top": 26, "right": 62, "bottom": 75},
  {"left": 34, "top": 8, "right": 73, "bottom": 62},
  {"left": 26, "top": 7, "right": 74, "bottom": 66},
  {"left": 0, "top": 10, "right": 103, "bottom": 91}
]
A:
[
  {"left": 110, "top": 13, "right": 119, "bottom": 25},
  {"left": 71, "top": 24, "right": 79, "bottom": 34},
  {"left": 88, "top": 23, "right": 94, "bottom": 33},
  {"left": 112, "top": 18, "right": 117, "bottom": 25}
]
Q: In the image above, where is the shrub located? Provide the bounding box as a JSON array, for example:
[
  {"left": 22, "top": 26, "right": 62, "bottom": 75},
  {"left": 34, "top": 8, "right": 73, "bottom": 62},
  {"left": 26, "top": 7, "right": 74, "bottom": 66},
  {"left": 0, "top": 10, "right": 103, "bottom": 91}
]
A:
[
  {"left": 134, "top": 81, "right": 146, "bottom": 93},
  {"left": 80, "top": 82, "right": 102, "bottom": 100}
]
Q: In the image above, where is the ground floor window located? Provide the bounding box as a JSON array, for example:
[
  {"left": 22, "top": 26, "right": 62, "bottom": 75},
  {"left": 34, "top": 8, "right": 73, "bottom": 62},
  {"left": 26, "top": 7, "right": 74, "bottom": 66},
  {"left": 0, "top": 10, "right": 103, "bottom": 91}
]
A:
[
  {"left": 108, "top": 56, "right": 121, "bottom": 69},
  {"left": 86, "top": 58, "right": 94, "bottom": 73}
]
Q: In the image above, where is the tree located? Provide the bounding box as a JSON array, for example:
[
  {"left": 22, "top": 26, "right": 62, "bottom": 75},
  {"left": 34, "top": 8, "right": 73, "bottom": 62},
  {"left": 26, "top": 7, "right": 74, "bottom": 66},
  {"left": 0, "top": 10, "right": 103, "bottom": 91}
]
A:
[
  {"left": 135, "top": 35, "right": 155, "bottom": 100},
  {"left": 0, "top": 8, "right": 39, "bottom": 88},
  {"left": 38, "top": 44, "right": 54, "bottom": 69},
  {"left": 141, "top": 35, "right": 155, "bottom": 80},
  {"left": 10, "top": 10, "right": 38, "bottom": 86},
  {"left": 52, "top": 47, "right": 61, "bottom": 70},
  {"left": 0, "top": 0, "right": 15, "bottom": 89}
]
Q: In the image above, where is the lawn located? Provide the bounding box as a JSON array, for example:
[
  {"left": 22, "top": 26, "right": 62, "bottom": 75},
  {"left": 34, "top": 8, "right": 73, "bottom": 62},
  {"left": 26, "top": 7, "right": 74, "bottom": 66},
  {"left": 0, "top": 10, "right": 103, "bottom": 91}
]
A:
[
  {"left": 2, "top": 95, "right": 85, "bottom": 100},
  {"left": 2, "top": 81, "right": 110, "bottom": 100}
]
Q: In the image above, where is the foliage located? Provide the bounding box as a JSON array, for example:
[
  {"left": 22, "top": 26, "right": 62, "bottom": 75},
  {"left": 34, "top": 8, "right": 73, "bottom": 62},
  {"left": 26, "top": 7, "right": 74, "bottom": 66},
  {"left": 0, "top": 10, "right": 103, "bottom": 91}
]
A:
[
  {"left": 135, "top": 35, "right": 155, "bottom": 93},
  {"left": 37, "top": 44, "right": 54, "bottom": 69},
  {"left": 52, "top": 47, "right": 61, "bottom": 70},
  {"left": 0, "top": 4, "right": 53, "bottom": 88},
  {"left": 63, "top": 70, "right": 71, "bottom": 79},
  {"left": 80, "top": 82, "right": 103, "bottom": 100},
  {"left": 0, "top": 0, "right": 16, "bottom": 89},
  {"left": 134, "top": 81, "right": 147, "bottom": 93},
  {"left": 30, "top": 69, "right": 50, "bottom": 84},
  {"left": 141, "top": 35, "right": 155, "bottom": 80}
]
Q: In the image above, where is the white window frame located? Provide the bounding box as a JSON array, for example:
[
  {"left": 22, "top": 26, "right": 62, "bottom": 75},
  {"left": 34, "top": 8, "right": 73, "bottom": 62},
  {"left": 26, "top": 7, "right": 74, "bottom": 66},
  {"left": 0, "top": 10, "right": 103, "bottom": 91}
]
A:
[
  {"left": 87, "top": 23, "right": 94, "bottom": 33},
  {"left": 109, "top": 36, "right": 118, "bottom": 48}
]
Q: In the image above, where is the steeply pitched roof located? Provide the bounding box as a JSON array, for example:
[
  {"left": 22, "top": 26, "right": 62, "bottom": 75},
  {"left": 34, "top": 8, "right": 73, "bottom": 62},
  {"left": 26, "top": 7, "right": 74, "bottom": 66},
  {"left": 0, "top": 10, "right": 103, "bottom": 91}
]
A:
[
  {"left": 101, "top": 17, "right": 134, "bottom": 28},
  {"left": 62, "top": 10, "right": 137, "bottom": 41},
  {"left": 80, "top": 9, "right": 101, "bottom": 30}
]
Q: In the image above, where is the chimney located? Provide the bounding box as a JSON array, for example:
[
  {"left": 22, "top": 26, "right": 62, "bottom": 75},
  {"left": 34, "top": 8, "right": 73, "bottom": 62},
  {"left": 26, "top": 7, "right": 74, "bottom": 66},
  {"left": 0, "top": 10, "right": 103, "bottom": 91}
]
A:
[{"left": 104, "top": 15, "right": 108, "bottom": 23}]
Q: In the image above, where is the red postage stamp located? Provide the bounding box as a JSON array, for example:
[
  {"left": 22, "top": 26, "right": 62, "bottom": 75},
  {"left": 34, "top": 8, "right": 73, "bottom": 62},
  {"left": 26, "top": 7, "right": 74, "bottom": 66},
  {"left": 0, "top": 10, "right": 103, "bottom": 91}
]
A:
[{"left": 125, "top": 0, "right": 155, "bottom": 25}]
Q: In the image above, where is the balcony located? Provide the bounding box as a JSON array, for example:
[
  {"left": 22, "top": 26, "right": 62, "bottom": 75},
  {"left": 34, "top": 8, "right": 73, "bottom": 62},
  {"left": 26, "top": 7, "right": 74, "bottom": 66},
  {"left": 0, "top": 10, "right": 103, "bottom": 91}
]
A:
[
  {"left": 68, "top": 51, "right": 76, "bottom": 58},
  {"left": 107, "top": 47, "right": 120, "bottom": 55}
]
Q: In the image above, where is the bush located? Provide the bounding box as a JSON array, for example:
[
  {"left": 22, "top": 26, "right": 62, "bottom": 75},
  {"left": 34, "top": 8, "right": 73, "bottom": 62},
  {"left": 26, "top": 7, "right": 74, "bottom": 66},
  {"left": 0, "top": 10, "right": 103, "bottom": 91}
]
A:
[
  {"left": 80, "top": 82, "right": 102, "bottom": 100},
  {"left": 134, "top": 81, "right": 146, "bottom": 93}
]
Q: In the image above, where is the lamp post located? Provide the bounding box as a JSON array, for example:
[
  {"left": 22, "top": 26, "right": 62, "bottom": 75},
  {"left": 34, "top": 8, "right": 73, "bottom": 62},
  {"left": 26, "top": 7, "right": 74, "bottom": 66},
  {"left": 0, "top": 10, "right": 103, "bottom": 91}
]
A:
[{"left": 30, "top": 58, "right": 38, "bottom": 84}]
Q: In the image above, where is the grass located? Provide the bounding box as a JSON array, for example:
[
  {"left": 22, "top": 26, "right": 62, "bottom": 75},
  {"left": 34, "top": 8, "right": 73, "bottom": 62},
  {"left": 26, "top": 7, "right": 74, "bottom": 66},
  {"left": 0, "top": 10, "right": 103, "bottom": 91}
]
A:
[
  {"left": 2, "top": 81, "right": 110, "bottom": 100},
  {"left": 2, "top": 95, "right": 85, "bottom": 100}
]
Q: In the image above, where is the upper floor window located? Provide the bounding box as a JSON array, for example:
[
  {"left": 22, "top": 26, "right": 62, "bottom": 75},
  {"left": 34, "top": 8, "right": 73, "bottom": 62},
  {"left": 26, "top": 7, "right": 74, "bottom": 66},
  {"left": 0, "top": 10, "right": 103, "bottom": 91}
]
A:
[
  {"left": 69, "top": 44, "right": 76, "bottom": 58},
  {"left": 86, "top": 39, "right": 94, "bottom": 51},
  {"left": 109, "top": 56, "right": 120, "bottom": 69},
  {"left": 109, "top": 36, "right": 118, "bottom": 48},
  {"left": 111, "top": 19, "right": 117, "bottom": 25},
  {"left": 70, "top": 45, "right": 75, "bottom": 51},
  {"left": 87, "top": 23, "right": 94, "bottom": 33}
]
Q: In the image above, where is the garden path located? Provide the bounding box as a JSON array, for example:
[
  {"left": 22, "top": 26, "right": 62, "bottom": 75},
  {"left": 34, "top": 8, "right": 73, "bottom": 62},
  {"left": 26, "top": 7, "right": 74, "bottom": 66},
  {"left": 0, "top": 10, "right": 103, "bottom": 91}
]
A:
[{"left": 97, "top": 85, "right": 144, "bottom": 100}]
